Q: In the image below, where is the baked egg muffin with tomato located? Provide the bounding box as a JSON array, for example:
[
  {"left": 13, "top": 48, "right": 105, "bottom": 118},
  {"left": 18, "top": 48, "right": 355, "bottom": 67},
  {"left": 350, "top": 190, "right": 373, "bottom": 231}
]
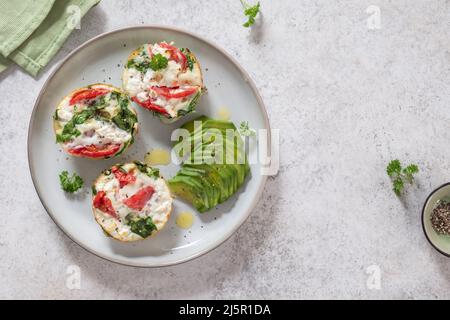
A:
[
  {"left": 92, "top": 161, "right": 172, "bottom": 241},
  {"left": 122, "top": 41, "right": 204, "bottom": 122},
  {"left": 53, "top": 84, "right": 138, "bottom": 159}
]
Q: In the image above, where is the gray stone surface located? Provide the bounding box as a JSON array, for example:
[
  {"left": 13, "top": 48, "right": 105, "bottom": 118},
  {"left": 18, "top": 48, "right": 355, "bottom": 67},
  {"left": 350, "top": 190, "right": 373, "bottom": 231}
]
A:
[{"left": 1, "top": 0, "right": 450, "bottom": 299}]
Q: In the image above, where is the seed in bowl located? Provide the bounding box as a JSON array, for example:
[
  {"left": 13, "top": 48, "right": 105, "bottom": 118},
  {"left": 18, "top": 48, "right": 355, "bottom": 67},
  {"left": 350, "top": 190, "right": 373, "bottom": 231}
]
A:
[{"left": 431, "top": 200, "right": 450, "bottom": 236}]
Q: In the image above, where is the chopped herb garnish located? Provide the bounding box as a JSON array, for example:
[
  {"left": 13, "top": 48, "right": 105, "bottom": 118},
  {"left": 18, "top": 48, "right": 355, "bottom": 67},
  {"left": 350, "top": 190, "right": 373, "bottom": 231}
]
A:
[
  {"left": 149, "top": 53, "right": 168, "bottom": 71},
  {"left": 127, "top": 52, "right": 168, "bottom": 73},
  {"left": 126, "top": 59, "right": 151, "bottom": 73},
  {"left": 386, "top": 159, "right": 419, "bottom": 196},
  {"left": 59, "top": 170, "right": 83, "bottom": 193}
]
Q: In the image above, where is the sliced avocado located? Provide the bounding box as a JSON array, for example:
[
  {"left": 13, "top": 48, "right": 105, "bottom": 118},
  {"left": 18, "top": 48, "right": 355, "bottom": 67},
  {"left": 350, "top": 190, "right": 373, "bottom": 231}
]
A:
[
  {"left": 181, "top": 115, "right": 209, "bottom": 133},
  {"left": 171, "top": 117, "right": 251, "bottom": 213},
  {"left": 176, "top": 170, "right": 216, "bottom": 209},
  {"left": 168, "top": 175, "right": 209, "bottom": 211},
  {"left": 220, "top": 136, "right": 248, "bottom": 186},
  {"left": 216, "top": 164, "right": 238, "bottom": 196},
  {"left": 179, "top": 166, "right": 220, "bottom": 208},
  {"left": 188, "top": 132, "right": 246, "bottom": 195},
  {"left": 168, "top": 179, "right": 206, "bottom": 212},
  {"left": 182, "top": 116, "right": 236, "bottom": 132},
  {"left": 190, "top": 121, "right": 237, "bottom": 147},
  {"left": 175, "top": 126, "right": 235, "bottom": 157},
  {"left": 178, "top": 116, "right": 236, "bottom": 145},
  {"left": 182, "top": 164, "right": 226, "bottom": 204}
]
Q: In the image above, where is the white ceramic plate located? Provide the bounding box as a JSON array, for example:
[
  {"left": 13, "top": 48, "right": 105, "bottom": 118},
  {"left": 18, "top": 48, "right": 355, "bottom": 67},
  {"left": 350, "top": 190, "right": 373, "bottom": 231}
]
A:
[{"left": 28, "top": 26, "right": 270, "bottom": 267}]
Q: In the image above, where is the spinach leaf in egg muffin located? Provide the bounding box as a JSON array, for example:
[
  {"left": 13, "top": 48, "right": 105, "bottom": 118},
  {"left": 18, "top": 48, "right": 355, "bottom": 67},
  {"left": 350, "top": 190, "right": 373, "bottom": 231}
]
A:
[
  {"left": 53, "top": 84, "right": 139, "bottom": 159},
  {"left": 126, "top": 215, "right": 158, "bottom": 238}
]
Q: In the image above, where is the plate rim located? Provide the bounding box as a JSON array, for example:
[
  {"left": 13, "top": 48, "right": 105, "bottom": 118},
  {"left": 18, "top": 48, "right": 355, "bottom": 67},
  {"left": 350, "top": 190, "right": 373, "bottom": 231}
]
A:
[{"left": 27, "top": 25, "right": 271, "bottom": 267}]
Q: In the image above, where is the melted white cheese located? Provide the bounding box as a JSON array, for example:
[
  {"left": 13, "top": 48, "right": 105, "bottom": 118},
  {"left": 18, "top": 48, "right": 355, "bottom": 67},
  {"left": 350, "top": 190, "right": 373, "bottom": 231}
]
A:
[
  {"left": 65, "top": 119, "right": 131, "bottom": 149},
  {"left": 151, "top": 43, "right": 171, "bottom": 58},
  {"left": 178, "top": 69, "right": 203, "bottom": 86},
  {"left": 124, "top": 68, "right": 143, "bottom": 96},
  {"left": 159, "top": 60, "right": 181, "bottom": 87},
  {"left": 57, "top": 96, "right": 89, "bottom": 121}
]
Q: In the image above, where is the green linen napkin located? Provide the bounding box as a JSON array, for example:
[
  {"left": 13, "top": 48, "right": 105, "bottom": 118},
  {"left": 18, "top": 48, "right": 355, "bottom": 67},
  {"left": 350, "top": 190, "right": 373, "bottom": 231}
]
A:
[
  {"left": 0, "top": 0, "right": 100, "bottom": 76},
  {"left": 0, "top": 0, "right": 55, "bottom": 57},
  {"left": 0, "top": 55, "right": 10, "bottom": 73}
]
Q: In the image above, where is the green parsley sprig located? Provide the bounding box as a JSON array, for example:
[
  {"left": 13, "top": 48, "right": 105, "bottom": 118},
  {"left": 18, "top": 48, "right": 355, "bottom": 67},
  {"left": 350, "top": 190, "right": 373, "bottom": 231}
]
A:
[
  {"left": 386, "top": 160, "right": 419, "bottom": 196},
  {"left": 59, "top": 170, "right": 84, "bottom": 193},
  {"left": 240, "top": 0, "right": 260, "bottom": 27},
  {"left": 149, "top": 53, "right": 168, "bottom": 71},
  {"left": 127, "top": 53, "right": 168, "bottom": 73}
]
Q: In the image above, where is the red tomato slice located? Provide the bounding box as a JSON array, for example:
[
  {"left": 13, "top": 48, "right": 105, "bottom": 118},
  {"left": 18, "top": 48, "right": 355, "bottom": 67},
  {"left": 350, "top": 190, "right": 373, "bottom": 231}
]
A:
[
  {"left": 151, "top": 86, "right": 197, "bottom": 99},
  {"left": 159, "top": 42, "right": 187, "bottom": 70},
  {"left": 111, "top": 166, "right": 136, "bottom": 188},
  {"left": 68, "top": 144, "right": 121, "bottom": 158},
  {"left": 70, "top": 88, "right": 109, "bottom": 105},
  {"left": 93, "top": 191, "right": 117, "bottom": 218},
  {"left": 123, "top": 186, "right": 155, "bottom": 211},
  {"left": 131, "top": 96, "right": 169, "bottom": 115}
]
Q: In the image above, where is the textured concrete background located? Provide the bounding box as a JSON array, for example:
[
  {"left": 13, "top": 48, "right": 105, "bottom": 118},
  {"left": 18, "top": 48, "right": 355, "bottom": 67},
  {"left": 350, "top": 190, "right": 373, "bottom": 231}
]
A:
[{"left": 1, "top": 0, "right": 450, "bottom": 299}]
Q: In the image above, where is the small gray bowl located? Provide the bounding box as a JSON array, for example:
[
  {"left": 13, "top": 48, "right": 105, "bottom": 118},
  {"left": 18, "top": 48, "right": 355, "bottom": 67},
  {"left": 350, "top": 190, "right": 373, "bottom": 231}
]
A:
[{"left": 422, "top": 182, "right": 450, "bottom": 257}]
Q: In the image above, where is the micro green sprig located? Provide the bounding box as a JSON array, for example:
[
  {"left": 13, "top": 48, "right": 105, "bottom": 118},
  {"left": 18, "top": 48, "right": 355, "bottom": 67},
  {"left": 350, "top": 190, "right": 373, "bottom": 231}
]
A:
[
  {"left": 386, "top": 159, "right": 419, "bottom": 196},
  {"left": 240, "top": 0, "right": 260, "bottom": 27}
]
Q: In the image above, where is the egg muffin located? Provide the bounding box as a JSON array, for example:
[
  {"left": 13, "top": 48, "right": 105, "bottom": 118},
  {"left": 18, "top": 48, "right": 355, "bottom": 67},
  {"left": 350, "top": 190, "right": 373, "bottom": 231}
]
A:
[
  {"left": 53, "top": 84, "right": 138, "bottom": 159},
  {"left": 122, "top": 41, "right": 204, "bottom": 123},
  {"left": 92, "top": 161, "right": 173, "bottom": 241}
]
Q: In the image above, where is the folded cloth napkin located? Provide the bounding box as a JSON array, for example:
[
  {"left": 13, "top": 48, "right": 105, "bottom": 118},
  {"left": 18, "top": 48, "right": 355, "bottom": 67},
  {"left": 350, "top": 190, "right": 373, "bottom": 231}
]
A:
[{"left": 0, "top": 0, "right": 100, "bottom": 76}]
